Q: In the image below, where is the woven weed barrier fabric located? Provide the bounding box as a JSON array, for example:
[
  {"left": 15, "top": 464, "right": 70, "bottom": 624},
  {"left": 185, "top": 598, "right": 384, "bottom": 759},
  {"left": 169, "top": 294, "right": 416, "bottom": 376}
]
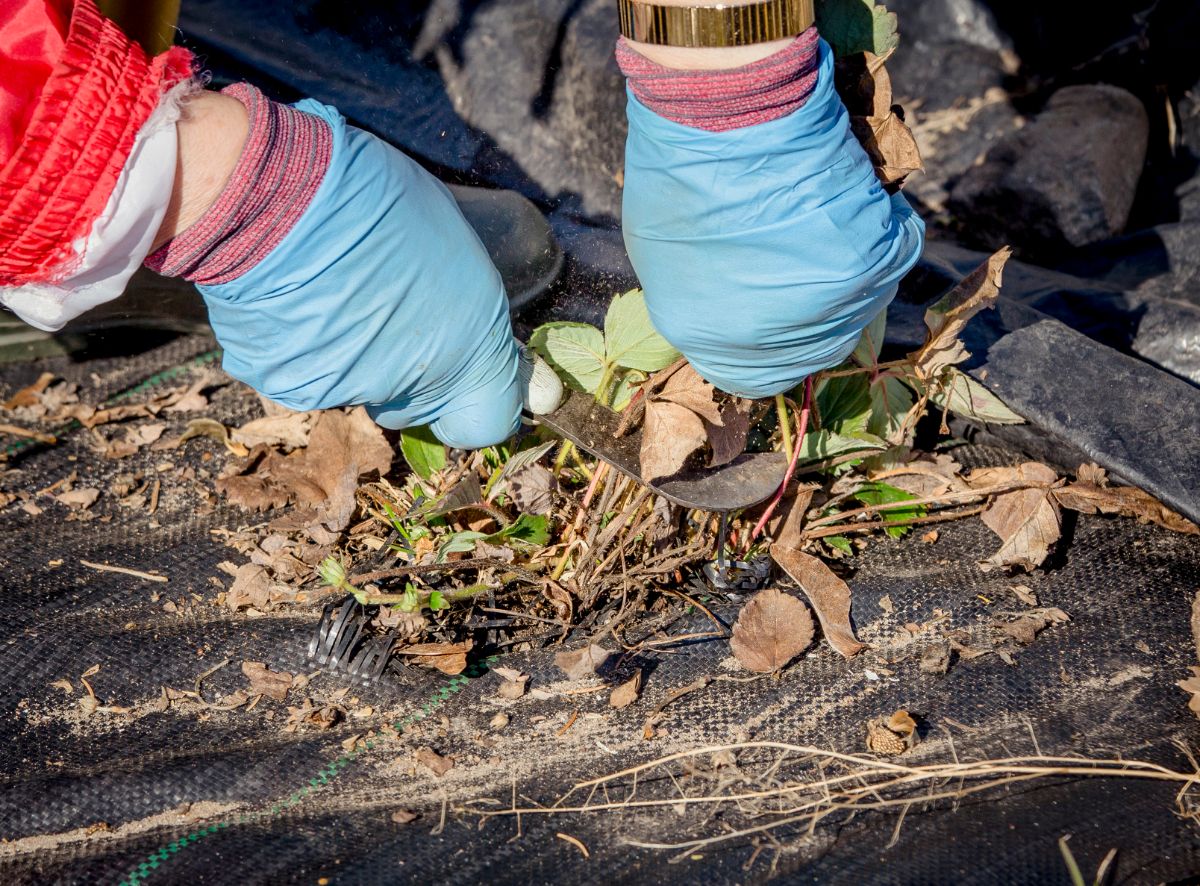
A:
[{"left": 1, "top": 334, "right": 1199, "bottom": 885}]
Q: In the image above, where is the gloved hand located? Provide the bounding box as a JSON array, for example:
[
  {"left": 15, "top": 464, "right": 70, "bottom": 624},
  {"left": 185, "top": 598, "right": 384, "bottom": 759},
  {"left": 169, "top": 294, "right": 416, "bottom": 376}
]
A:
[
  {"left": 620, "top": 37, "right": 925, "bottom": 398},
  {"left": 166, "top": 91, "right": 524, "bottom": 449}
]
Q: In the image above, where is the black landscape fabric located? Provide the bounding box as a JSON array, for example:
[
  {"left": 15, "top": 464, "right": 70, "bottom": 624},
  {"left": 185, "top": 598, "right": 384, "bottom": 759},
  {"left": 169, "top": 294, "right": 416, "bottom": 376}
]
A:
[{"left": 3, "top": 0, "right": 1200, "bottom": 882}]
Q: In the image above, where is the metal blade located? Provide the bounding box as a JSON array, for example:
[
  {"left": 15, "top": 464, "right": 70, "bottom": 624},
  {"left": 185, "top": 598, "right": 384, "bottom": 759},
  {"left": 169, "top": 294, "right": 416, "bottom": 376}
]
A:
[{"left": 535, "top": 390, "right": 787, "bottom": 512}]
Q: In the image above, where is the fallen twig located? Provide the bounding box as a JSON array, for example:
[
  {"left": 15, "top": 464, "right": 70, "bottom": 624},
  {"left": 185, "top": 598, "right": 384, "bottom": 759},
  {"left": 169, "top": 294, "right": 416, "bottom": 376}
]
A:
[
  {"left": 803, "top": 483, "right": 1036, "bottom": 530},
  {"left": 556, "top": 832, "right": 590, "bottom": 858},
  {"left": 0, "top": 423, "right": 56, "bottom": 444},
  {"left": 803, "top": 505, "right": 989, "bottom": 539},
  {"left": 642, "top": 676, "right": 713, "bottom": 740},
  {"left": 80, "top": 560, "right": 168, "bottom": 583}
]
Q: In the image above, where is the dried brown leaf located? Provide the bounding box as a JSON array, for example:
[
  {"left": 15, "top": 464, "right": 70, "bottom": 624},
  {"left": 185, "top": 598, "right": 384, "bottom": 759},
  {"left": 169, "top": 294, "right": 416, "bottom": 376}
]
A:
[
  {"left": 241, "top": 660, "right": 293, "bottom": 702},
  {"left": 1178, "top": 666, "right": 1200, "bottom": 719},
  {"left": 1077, "top": 462, "right": 1109, "bottom": 487},
  {"left": 225, "top": 563, "right": 297, "bottom": 611},
  {"left": 639, "top": 364, "right": 730, "bottom": 481},
  {"left": 1053, "top": 481, "right": 1198, "bottom": 536},
  {"left": 706, "top": 399, "right": 752, "bottom": 468},
  {"left": 729, "top": 588, "right": 815, "bottom": 673},
  {"left": 289, "top": 702, "right": 342, "bottom": 730},
  {"left": 216, "top": 409, "right": 391, "bottom": 527},
  {"left": 919, "top": 642, "right": 951, "bottom": 675},
  {"left": 996, "top": 607, "right": 1069, "bottom": 645},
  {"left": 215, "top": 450, "right": 293, "bottom": 513},
  {"left": 505, "top": 463, "right": 555, "bottom": 515},
  {"left": 162, "top": 376, "right": 211, "bottom": 413},
  {"left": 656, "top": 364, "right": 723, "bottom": 425},
  {"left": 280, "top": 409, "right": 391, "bottom": 502},
  {"left": 554, "top": 644, "right": 610, "bottom": 681},
  {"left": 640, "top": 399, "right": 707, "bottom": 483},
  {"left": 397, "top": 641, "right": 470, "bottom": 675},
  {"left": 610, "top": 671, "right": 642, "bottom": 709},
  {"left": 978, "top": 463, "right": 1062, "bottom": 572},
  {"left": 57, "top": 488, "right": 99, "bottom": 510},
  {"left": 391, "top": 809, "right": 419, "bottom": 824},
  {"left": 835, "top": 50, "right": 893, "bottom": 116},
  {"left": 1192, "top": 591, "right": 1200, "bottom": 665},
  {"left": 495, "top": 668, "right": 529, "bottom": 700},
  {"left": 231, "top": 412, "right": 314, "bottom": 451},
  {"left": 772, "top": 483, "right": 819, "bottom": 548},
  {"left": 1011, "top": 584, "right": 1039, "bottom": 606},
  {"left": 3, "top": 372, "right": 55, "bottom": 410},
  {"left": 910, "top": 249, "right": 1012, "bottom": 378},
  {"left": 851, "top": 111, "right": 924, "bottom": 185},
  {"left": 179, "top": 418, "right": 234, "bottom": 447},
  {"left": 770, "top": 549, "right": 865, "bottom": 657},
  {"left": 415, "top": 747, "right": 454, "bottom": 777},
  {"left": 965, "top": 461, "right": 1058, "bottom": 491}
]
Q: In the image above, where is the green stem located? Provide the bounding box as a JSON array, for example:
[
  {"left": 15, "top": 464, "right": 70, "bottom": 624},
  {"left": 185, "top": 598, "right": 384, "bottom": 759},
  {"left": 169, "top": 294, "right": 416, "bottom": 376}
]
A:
[
  {"left": 550, "top": 542, "right": 575, "bottom": 582},
  {"left": 569, "top": 446, "right": 594, "bottom": 481},
  {"left": 594, "top": 363, "right": 617, "bottom": 408},
  {"left": 819, "top": 358, "right": 910, "bottom": 380},
  {"left": 552, "top": 440, "right": 575, "bottom": 477},
  {"left": 354, "top": 582, "right": 491, "bottom": 608},
  {"left": 775, "top": 393, "right": 792, "bottom": 457}
]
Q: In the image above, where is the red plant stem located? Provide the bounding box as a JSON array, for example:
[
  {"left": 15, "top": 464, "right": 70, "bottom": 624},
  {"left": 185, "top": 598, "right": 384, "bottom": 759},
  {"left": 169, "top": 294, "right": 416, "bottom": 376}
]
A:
[
  {"left": 748, "top": 375, "right": 813, "bottom": 549},
  {"left": 579, "top": 461, "right": 610, "bottom": 513}
]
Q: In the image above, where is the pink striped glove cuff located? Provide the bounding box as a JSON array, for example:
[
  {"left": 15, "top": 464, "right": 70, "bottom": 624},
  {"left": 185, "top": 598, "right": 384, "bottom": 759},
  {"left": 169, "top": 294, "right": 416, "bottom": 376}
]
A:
[
  {"left": 146, "top": 83, "right": 333, "bottom": 285},
  {"left": 615, "top": 27, "right": 820, "bottom": 132}
]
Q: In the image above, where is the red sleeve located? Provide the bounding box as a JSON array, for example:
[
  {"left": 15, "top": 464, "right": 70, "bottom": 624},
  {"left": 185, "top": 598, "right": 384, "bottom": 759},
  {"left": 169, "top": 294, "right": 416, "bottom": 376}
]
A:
[
  {"left": 0, "top": 0, "right": 193, "bottom": 286},
  {"left": 0, "top": 1, "right": 71, "bottom": 162}
]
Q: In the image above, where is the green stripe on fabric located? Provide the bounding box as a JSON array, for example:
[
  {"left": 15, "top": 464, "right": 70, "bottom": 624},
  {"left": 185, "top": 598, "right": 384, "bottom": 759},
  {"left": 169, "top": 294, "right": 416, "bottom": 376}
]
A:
[{"left": 118, "top": 657, "right": 497, "bottom": 886}]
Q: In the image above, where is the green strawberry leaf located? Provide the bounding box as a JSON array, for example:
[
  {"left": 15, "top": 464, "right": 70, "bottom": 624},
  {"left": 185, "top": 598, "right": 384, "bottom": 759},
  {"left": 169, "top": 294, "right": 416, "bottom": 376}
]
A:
[
  {"left": 488, "top": 513, "right": 551, "bottom": 547},
  {"left": 851, "top": 480, "right": 925, "bottom": 538},
  {"left": 799, "top": 429, "right": 888, "bottom": 465},
  {"left": 851, "top": 307, "right": 888, "bottom": 367},
  {"left": 816, "top": 0, "right": 899, "bottom": 58},
  {"left": 529, "top": 322, "right": 606, "bottom": 393},
  {"left": 826, "top": 535, "right": 854, "bottom": 555},
  {"left": 816, "top": 373, "right": 872, "bottom": 436},
  {"left": 929, "top": 368, "right": 1025, "bottom": 425},
  {"left": 867, "top": 376, "right": 915, "bottom": 442},
  {"left": 603, "top": 289, "right": 681, "bottom": 373},
  {"left": 399, "top": 426, "right": 446, "bottom": 481},
  {"left": 437, "top": 530, "right": 488, "bottom": 561}
]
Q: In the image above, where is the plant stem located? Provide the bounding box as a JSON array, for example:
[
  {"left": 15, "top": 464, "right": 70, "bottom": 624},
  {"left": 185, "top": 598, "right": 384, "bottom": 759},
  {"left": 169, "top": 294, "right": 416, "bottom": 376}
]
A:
[
  {"left": 552, "top": 440, "right": 575, "bottom": 477},
  {"left": 775, "top": 393, "right": 793, "bottom": 458},
  {"left": 550, "top": 541, "right": 576, "bottom": 582},
  {"left": 802, "top": 504, "right": 988, "bottom": 539},
  {"left": 819, "top": 359, "right": 911, "bottom": 380},
  {"left": 569, "top": 446, "right": 595, "bottom": 481},
  {"left": 748, "top": 376, "right": 813, "bottom": 548},
  {"left": 352, "top": 582, "right": 493, "bottom": 607},
  {"left": 594, "top": 363, "right": 617, "bottom": 408}
]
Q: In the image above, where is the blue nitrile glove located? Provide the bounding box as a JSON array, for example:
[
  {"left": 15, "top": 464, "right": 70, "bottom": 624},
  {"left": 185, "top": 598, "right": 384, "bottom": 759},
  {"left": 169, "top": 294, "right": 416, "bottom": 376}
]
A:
[
  {"left": 621, "top": 39, "right": 926, "bottom": 398},
  {"left": 198, "top": 101, "right": 522, "bottom": 449}
]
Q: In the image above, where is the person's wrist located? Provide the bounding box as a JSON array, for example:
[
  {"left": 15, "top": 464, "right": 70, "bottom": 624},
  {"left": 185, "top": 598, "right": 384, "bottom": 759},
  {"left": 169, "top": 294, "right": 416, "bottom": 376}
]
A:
[
  {"left": 153, "top": 91, "right": 248, "bottom": 250},
  {"left": 624, "top": 0, "right": 794, "bottom": 70}
]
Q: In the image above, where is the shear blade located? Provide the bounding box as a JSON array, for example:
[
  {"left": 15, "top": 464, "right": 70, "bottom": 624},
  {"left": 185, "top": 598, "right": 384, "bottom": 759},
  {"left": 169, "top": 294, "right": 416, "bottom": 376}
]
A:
[{"left": 534, "top": 390, "right": 787, "bottom": 512}]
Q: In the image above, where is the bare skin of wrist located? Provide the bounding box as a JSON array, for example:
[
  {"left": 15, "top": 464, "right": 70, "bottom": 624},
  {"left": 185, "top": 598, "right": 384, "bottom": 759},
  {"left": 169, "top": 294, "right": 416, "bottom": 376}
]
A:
[
  {"left": 626, "top": 0, "right": 793, "bottom": 70},
  {"left": 153, "top": 91, "right": 249, "bottom": 250}
]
